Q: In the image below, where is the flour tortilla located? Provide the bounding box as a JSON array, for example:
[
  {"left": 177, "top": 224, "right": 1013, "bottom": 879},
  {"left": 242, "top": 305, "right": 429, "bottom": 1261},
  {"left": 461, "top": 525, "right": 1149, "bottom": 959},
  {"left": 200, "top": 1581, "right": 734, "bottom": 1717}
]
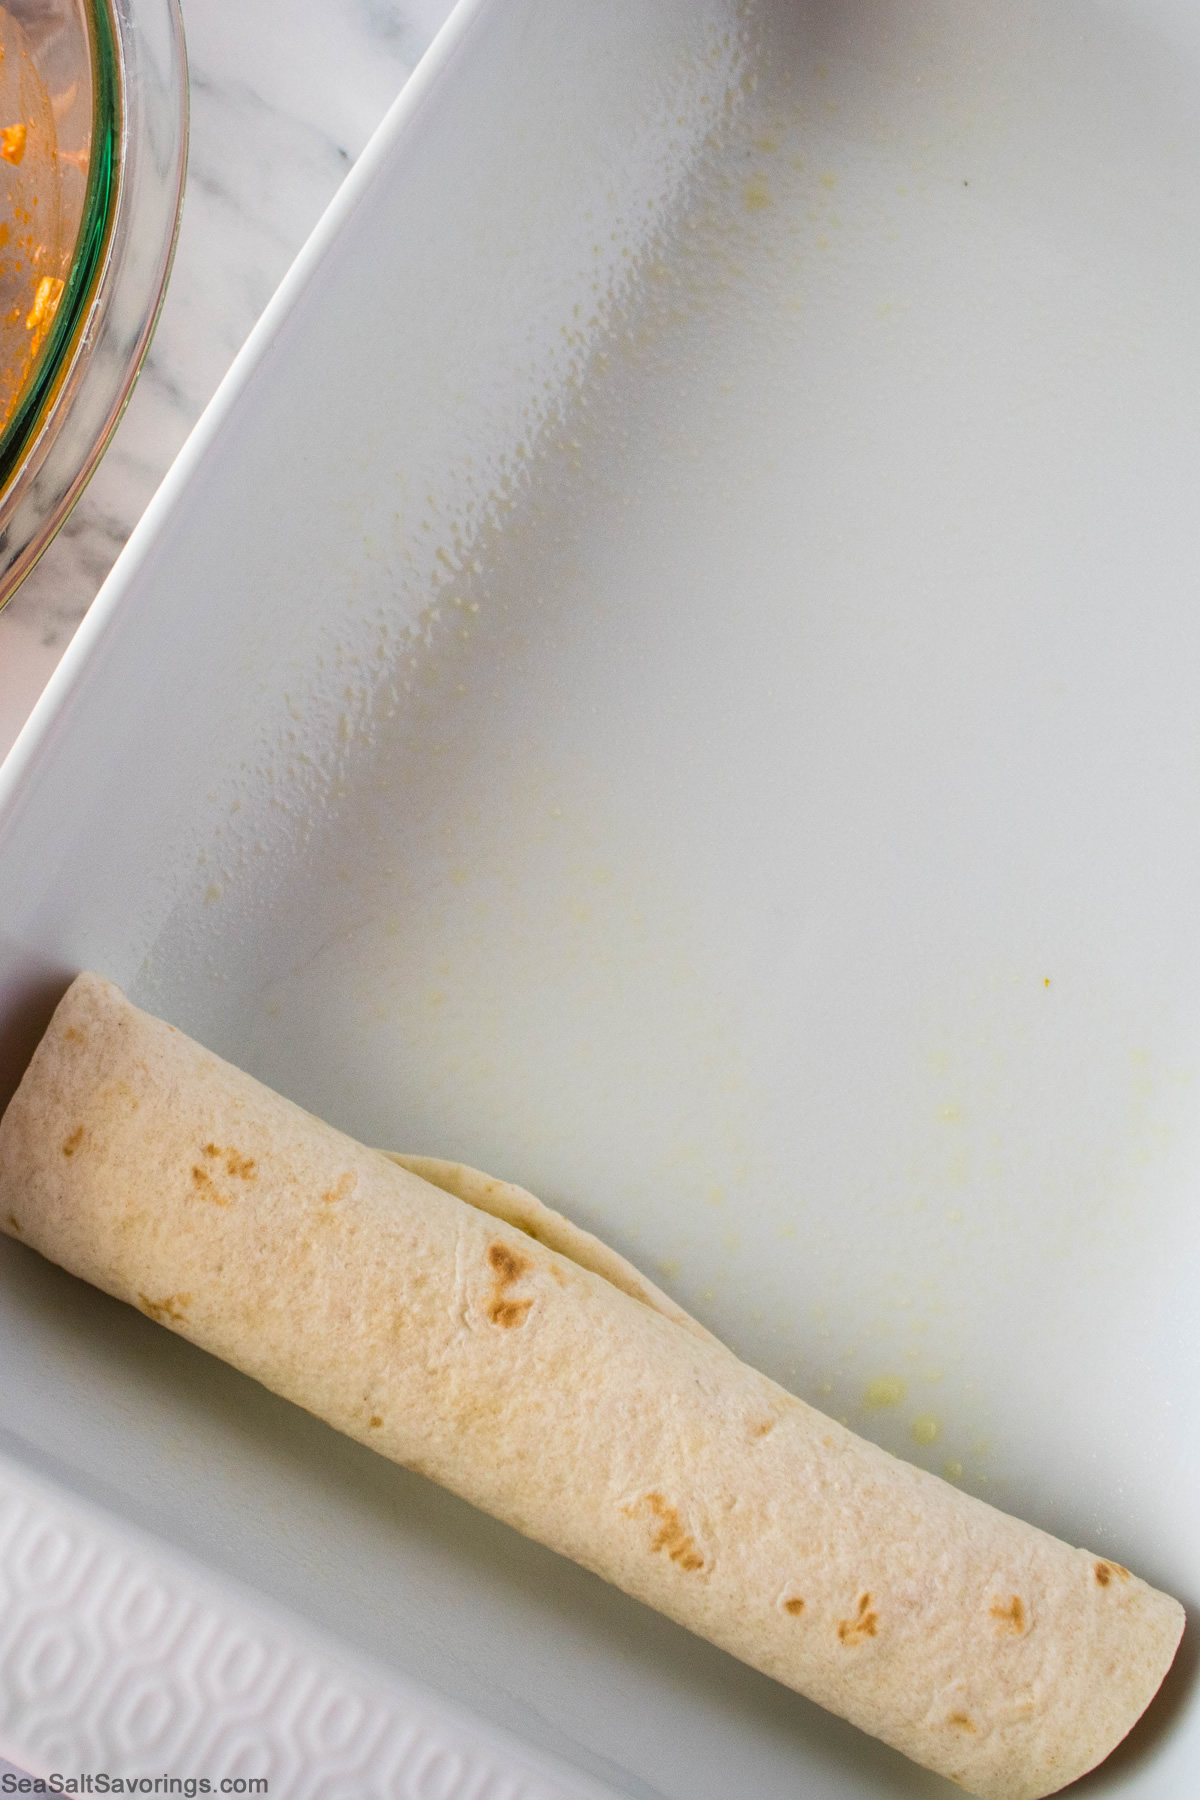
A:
[
  {"left": 384, "top": 1152, "right": 717, "bottom": 1341},
  {"left": 0, "top": 974, "right": 1183, "bottom": 1800}
]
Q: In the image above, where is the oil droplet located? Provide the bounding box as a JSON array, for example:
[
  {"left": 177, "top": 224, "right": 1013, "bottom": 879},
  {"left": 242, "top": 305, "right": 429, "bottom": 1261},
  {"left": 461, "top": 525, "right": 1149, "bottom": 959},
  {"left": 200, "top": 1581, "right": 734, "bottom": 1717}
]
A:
[
  {"left": 743, "top": 172, "right": 771, "bottom": 212},
  {"left": 943, "top": 1459, "right": 965, "bottom": 1482},
  {"left": 910, "top": 1414, "right": 941, "bottom": 1446},
  {"left": 863, "top": 1375, "right": 906, "bottom": 1410}
]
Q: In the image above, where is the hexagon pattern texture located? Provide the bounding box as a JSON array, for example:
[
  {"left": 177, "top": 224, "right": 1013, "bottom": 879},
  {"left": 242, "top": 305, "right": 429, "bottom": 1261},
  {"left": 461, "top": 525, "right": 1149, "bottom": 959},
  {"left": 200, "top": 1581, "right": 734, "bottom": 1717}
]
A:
[{"left": 0, "top": 1455, "right": 615, "bottom": 1799}]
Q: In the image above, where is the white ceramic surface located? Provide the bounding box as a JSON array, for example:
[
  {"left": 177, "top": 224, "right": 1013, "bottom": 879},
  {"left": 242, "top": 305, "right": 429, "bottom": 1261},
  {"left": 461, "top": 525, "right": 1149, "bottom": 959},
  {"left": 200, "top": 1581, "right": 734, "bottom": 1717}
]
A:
[{"left": 0, "top": 0, "right": 1197, "bottom": 1794}]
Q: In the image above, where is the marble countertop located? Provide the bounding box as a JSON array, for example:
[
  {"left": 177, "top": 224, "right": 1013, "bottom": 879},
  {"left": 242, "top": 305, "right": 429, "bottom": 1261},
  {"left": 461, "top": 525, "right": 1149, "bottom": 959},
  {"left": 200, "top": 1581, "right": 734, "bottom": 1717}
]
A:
[{"left": 0, "top": 0, "right": 455, "bottom": 760}]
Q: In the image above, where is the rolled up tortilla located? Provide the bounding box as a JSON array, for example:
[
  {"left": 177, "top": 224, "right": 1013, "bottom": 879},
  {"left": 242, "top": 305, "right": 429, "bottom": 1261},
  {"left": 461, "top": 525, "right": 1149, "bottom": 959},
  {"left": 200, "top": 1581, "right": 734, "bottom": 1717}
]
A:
[{"left": 0, "top": 974, "right": 1183, "bottom": 1800}]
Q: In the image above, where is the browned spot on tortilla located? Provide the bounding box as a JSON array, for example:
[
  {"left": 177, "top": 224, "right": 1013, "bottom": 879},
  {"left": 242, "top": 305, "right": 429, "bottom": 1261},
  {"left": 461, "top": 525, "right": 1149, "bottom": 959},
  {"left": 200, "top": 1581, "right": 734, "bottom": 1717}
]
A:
[
  {"left": 629, "top": 1492, "right": 707, "bottom": 1573},
  {"left": 990, "top": 1594, "right": 1027, "bottom": 1635},
  {"left": 487, "top": 1241, "right": 528, "bottom": 1281},
  {"left": 190, "top": 1165, "right": 231, "bottom": 1204},
  {"left": 368, "top": 1415, "right": 383, "bottom": 1429},
  {"left": 139, "top": 1292, "right": 190, "bottom": 1324},
  {"left": 203, "top": 1143, "right": 257, "bottom": 1180},
  {"left": 783, "top": 1596, "right": 806, "bottom": 1615},
  {"left": 61, "top": 1126, "right": 84, "bottom": 1157},
  {"left": 750, "top": 1418, "right": 775, "bottom": 1438},
  {"left": 486, "top": 1239, "right": 535, "bottom": 1327},
  {"left": 948, "top": 1713, "right": 976, "bottom": 1733},
  {"left": 6, "top": 1213, "right": 21, "bottom": 1233},
  {"left": 321, "top": 1171, "right": 357, "bottom": 1205},
  {"left": 63, "top": 1026, "right": 83, "bottom": 1043},
  {"left": 1094, "top": 1560, "right": 1130, "bottom": 1587},
  {"left": 837, "top": 1592, "right": 878, "bottom": 1645},
  {"left": 489, "top": 1297, "right": 534, "bottom": 1328}
]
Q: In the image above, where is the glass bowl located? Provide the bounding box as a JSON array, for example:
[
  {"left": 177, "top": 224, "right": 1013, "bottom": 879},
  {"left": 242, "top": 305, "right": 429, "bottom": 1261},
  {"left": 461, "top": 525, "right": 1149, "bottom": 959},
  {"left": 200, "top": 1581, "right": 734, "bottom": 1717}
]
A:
[{"left": 0, "top": 0, "right": 187, "bottom": 609}]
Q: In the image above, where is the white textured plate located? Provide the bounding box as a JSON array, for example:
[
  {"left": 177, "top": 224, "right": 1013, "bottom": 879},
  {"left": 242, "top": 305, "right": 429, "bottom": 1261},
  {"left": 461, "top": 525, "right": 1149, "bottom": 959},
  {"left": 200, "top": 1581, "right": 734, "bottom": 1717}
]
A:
[{"left": 0, "top": 0, "right": 1197, "bottom": 1793}]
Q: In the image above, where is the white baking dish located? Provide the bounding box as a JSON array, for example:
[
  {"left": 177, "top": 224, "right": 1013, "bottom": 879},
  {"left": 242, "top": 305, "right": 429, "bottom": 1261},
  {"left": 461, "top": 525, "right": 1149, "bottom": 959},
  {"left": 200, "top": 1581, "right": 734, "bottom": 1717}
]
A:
[{"left": 0, "top": 0, "right": 1197, "bottom": 1793}]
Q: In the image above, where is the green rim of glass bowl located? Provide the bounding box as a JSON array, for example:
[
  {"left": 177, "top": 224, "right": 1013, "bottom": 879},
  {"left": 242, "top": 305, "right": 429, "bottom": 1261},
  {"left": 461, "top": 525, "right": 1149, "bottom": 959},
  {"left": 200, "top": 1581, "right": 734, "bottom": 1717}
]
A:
[{"left": 0, "top": 0, "right": 120, "bottom": 493}]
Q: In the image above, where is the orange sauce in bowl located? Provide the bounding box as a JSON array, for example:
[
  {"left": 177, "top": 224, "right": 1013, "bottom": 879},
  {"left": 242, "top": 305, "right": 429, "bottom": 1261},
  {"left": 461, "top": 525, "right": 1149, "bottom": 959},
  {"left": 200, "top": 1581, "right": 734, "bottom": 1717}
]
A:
[{"left": 0, "top": 6, "right": 77, "bottom": 435}]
